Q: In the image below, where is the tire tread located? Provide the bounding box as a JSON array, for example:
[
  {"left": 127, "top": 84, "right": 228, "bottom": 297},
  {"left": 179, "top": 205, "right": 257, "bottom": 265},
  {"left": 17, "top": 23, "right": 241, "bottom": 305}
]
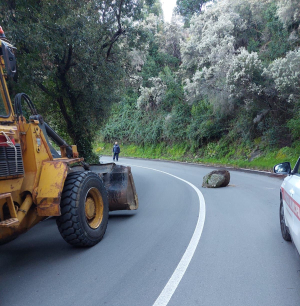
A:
[{"left": 56, "top": 171, "right": 106, "bottom": 247}]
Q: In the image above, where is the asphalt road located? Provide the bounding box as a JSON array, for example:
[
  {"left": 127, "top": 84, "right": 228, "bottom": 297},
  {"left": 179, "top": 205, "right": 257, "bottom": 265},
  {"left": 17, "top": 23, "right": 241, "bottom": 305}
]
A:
[{"left": 1, "top": 157, "right": 300, "bottom": 306}]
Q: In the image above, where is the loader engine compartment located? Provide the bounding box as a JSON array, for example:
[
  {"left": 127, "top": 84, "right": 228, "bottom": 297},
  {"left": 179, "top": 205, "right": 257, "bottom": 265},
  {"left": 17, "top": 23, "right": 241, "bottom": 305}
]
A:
[{"left": 0, "top": 143, "right": 24, "bottom": 179}]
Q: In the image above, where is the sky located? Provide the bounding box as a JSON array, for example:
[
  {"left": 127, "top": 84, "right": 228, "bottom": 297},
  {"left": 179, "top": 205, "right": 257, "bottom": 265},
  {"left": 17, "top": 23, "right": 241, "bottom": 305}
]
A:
[{"left": 161, "top": 0, "right": 177, "bottom": 22}]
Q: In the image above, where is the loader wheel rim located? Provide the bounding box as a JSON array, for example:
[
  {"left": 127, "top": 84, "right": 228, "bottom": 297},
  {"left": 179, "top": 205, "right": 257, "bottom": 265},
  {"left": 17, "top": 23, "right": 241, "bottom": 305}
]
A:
[{"left": 85, "top": 187, "right": 104, "bottom": 229}]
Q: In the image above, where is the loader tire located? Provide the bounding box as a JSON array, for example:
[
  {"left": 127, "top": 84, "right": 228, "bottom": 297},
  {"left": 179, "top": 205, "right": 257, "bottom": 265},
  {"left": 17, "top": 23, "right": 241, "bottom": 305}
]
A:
[{"left": 56, "top": 171, "right": 109, "bottom": 247}]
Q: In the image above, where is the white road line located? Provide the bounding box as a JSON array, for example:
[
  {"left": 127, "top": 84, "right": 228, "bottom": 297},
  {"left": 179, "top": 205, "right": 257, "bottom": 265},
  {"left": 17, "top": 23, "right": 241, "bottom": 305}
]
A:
[{"left": 127, "top": 164, "right": 206, "bottom": 306}]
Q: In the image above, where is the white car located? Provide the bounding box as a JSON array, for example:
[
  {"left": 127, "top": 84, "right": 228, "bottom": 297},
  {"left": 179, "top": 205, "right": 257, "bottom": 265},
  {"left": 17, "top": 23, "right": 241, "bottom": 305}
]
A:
[{"left": 274, "top": 161, "right": 300, "bottom": 255}]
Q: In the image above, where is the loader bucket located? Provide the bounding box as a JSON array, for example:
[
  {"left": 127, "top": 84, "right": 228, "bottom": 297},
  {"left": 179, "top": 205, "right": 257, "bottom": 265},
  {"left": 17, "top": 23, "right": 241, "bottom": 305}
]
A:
[{"left": 89, "top": 163, "right": 139, "bottom": 211}]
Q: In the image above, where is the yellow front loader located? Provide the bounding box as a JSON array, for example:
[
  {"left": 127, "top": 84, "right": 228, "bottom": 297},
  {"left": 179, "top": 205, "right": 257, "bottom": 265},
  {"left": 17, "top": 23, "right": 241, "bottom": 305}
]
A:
[{"left": 0, "top": 27, "right": 138, "bottom": 247}]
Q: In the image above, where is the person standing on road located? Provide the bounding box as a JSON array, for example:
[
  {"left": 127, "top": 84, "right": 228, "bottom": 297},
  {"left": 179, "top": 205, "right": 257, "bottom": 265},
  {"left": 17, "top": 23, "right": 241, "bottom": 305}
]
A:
[{"left": 112, "top": 142, "right": 121, "bottom": 162}]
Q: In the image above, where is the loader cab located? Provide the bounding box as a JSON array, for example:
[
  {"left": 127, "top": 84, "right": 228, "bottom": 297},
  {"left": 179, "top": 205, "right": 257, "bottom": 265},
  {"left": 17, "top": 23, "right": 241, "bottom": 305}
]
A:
[
  {"left": 0, "top": 81, "right": 10, "bottom": 117},
  {"left": 0, "top": 37, "right": 16, "bottom": 124},
  {"left": 0, "top": 68, "right": 13, "bottom": 116}
]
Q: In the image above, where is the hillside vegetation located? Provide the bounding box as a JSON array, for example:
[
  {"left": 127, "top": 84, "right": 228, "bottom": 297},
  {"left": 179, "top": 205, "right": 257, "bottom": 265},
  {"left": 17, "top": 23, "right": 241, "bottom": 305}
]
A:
[
  {"left": 1, "top": 0, "right": 157, "bottom": 162},
  {"left": 100, "top": 0, "right": 300, "bottom": 170},
  {"left": 1, "top": 0, "right": 299, "bottom": 169}
]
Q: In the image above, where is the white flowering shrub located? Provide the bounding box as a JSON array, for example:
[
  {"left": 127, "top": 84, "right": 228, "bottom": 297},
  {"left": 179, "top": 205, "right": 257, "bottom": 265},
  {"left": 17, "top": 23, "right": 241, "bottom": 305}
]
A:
[
  {"left": 131, "top": 13, "right": 163, "bottom": 58},
  {"left": 264, "top": 48, "right": 300, "bottom": 102},
  {"left": 181, "top": 0, "right": 247, "bottom": 105},
  {"left": 277, "top": 0, "right": 300, "bottom": 26},
  {"left": 156, "top": 17, "right": 185, "bottom": 60},
  {"left": 128, "top": 75, "right": 143, "bottom": 91},
  {"left": 226, "top": 48, "right": 264, "bottom": 100},
  {"left": 137, "top": 77, "right": 167, "bottom": 109},
  {"left": 129, "top": 48, "right": 146, "bottom": 72},
  {"left": 277, "top": 0, "right": 300, "bottom": 46},
  {"left": 181, "top": 11, "right": 237, "bottom": 73},
  {"left": 184, "top": 65, "right": 229, "bottom": 105}
]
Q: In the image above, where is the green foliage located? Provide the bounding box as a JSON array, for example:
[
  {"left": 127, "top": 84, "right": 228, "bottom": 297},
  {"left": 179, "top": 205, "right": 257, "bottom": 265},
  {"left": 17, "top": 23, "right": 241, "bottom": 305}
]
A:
[
  {"left": 175, "top": 0, "right": 210, "bottom": 26},
  {"left": 187, "top": 100, "right": 225, "bottom": 146},
  {"left": 141, "top": 45, "right": 180, "bottom": 87},
  {"left": 1, "top": 0, "right": 145, "bottom": 163},
  {"left": 2, "top": 0, "right": 299, "bottom": 167},
  {"left": 287, "top": 111, "right": 300, "bottom": 141},
  {"left": 95, "top": 139, "right": 299, "bottom": 172},
  {"left": 163, "top": 103, "right": 190, "bottom": 141},
  {"left": 260, "top": 2, "right": 292, "bottom": 62},
  {"left": 96, "top": 141, "right": 188, "bottom": 160},
  {"left": 97, "top": 0, "right": 300, "bottom": 171},
  {"left": 144, "top": 0, "right": 163, "bottom": 16},
  {"left": 159, "top": 66, "right": 183, "bottom": 111}
]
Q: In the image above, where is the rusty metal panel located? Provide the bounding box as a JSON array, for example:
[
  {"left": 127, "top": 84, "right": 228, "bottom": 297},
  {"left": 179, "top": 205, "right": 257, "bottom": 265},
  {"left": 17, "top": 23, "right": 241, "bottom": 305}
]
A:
[
  {"left": 99, "top": 164, "right": 139, "bottom": 211},
  {"left": 0, "top": 192, "right": 17, "bottom": 218},
  {"left": 36, "top": 161, "right": 68, "bottom": 216},
  {"left": 54, "top": 157, "right": 83, "bottom": 164},
  {"left": 90, "top": 163, "right": 114, "bottom": 174},
  {"left": 0, "top": 178, "right": 23, "bottom": 194},
  {"left": 0, "top": 218, "right": 19, "bottom": 228}
]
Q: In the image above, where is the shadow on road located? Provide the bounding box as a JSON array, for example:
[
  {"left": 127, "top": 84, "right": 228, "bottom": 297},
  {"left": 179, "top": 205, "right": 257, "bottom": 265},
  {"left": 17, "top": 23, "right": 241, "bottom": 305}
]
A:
[
  {"left": 0, "top": 211, "right": 136, "bottom": 278},
  {"left": 0, "top": 211, "right": 138, "bottom": 276},
  {"left": 109, "top": 211, "right": 137, "bottom": 220},
  {"left": 0, "top": 219, "right": 90, "bottom": 274}
]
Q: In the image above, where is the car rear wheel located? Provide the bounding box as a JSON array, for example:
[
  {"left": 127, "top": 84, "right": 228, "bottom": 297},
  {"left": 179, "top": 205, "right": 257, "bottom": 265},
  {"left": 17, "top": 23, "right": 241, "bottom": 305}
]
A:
[{"left": 280, "top": 196, "right": 291, "bottom": 241}]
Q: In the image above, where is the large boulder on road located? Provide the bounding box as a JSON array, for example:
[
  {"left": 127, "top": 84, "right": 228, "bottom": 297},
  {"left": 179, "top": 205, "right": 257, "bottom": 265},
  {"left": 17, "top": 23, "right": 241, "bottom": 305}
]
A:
[{"left": 202, "top": 170, "right": 230, "bottom": 188}]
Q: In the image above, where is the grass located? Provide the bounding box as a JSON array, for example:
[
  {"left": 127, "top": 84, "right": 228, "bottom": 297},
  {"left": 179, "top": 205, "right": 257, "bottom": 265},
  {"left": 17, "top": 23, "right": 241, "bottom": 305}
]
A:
[{"left": 94, "top": 141, "right": 300, "bottom": 172}]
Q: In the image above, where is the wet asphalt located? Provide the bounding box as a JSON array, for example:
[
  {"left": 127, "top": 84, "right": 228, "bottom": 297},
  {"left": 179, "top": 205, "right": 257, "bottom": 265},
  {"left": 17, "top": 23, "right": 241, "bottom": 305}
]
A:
[{"left": 0, "top": 157, "right": 299, "bottom": 306}]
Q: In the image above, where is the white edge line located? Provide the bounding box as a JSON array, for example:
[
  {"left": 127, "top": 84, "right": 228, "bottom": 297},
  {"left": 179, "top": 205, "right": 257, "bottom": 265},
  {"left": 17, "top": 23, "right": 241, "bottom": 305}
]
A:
[{"left": 127, "top": 164, "right": 206, "bottom": 306}]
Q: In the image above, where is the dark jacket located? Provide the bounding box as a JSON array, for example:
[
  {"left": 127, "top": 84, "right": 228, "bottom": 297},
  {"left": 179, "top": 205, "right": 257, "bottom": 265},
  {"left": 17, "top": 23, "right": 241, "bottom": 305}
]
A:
[{"left": 112, "top": 144, "right": 120, "bottom": 154}]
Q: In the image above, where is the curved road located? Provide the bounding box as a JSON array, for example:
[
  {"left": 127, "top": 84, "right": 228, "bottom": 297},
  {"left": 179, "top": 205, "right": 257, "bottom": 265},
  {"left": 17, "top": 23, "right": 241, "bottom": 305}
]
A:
[{"left": 0, "top": 158, "right": 300, "bottom": 306}]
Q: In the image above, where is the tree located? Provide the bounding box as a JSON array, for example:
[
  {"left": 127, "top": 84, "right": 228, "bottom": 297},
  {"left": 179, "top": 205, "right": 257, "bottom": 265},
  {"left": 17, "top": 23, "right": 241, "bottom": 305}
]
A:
[
  {"left": 156, "top": 16, "right": 185, "bottom": 60},
  {"left": 181, "top": 2, "right": 244, "bottom": 106},
  {"left": 0, "top": 0, "right": 145, "bottom": 162},
  {"left": 264, "top": 48, "right": 300, "bottom": 103},
  {"left": 98, "top": 0, "right": 300, "bottom": 151},
  {"left": 277, "top": 0, "right": 300, "bottom": 28},
  {"left": 175, "top": 0, "right": 210, "bottom": 26}
]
